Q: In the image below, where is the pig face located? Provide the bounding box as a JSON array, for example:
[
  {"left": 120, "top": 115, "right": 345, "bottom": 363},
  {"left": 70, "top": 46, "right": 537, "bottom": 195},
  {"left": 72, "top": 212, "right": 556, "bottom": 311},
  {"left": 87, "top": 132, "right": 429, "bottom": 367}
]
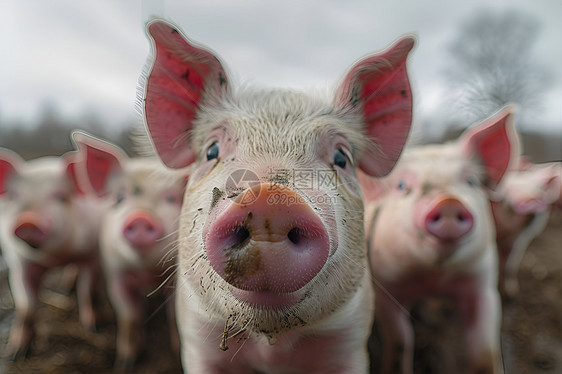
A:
[
  {"left": 368, "top": 107, "right": 519, "bottom": 279},
  {"left": 102, "top": 159, "right": 185, "bottom": 266},
  {"left": 141, "top": 19, "right": 414, "bottom": 343},
  {"left": 0, "top": 150, "right": 85, "bottom": 260},
  {"left": 72, "top": 132, "right": 186, "bottom": 267},
  {"left": 497, "top": 162, "right": 561, "bottom": 215}
]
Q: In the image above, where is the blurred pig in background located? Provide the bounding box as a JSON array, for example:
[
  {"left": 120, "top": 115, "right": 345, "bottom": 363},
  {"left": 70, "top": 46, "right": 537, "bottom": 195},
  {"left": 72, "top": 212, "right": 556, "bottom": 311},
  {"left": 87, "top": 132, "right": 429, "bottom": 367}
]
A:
[
  {"left": 72, "top": 132, "right": 186, "bottom": 370},
  {"left": 363, "top": 106, "right": 519, "bottom": 374},
  {"left": 0, "top": 148, "right": 104, "bottom": 359},
  {"left": 491, "top": 160, "right": 562, "bottom": 296},
  {"left": 140, "top": 19, "right": 414, "bottom": 373}
]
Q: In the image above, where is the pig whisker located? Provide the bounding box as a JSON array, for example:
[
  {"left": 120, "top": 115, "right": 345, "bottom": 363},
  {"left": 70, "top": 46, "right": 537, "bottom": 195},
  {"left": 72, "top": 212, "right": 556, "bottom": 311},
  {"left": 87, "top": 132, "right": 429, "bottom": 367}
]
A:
[
  {"left": 339, "top": 250, "right": 413, "bottom": 319},
  {"left": 145, "top": 286, "right": 176, "bottom": 323},
  {"left": 220, "top": 313, "right": 253, "bottom": 351},
  {"left": 157, "top": 263, "right": 179, "bottom": 280},
  {"left": 220, "top": 318, "right": 230, "bottom": 351},
  {"left": 230, "top": 335, "right": 249, "bottom": 362},
  {"left": 146, "top": 266, "right": 178, "bottom": 298},
  {"left": 158, "top": 237, "right": 181, "bottom": 267},
  {"left": 369, "top": 276, "right": 413, "bottom": 319}
]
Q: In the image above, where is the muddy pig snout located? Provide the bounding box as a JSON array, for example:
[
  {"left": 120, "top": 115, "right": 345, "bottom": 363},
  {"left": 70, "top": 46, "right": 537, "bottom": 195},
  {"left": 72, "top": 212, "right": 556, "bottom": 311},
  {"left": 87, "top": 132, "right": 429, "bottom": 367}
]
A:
[
  {"left": 421, "top": 197, "right": 474, "bottom": 241},
  {"left": 205, "top": 183, "right": 330, "bottom": 294},
  {"left": 14, "top": 211, "right": 51, "bottom": 249},
  {"left": 123, "top": 211, "right": 164, "bottom": 250}
]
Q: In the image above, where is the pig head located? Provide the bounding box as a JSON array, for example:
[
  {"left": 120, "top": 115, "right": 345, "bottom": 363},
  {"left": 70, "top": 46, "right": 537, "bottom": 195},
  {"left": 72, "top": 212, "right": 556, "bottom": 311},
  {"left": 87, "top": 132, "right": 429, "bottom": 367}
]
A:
[
  {"left": 491, "top": 160, "right": 562, "bottom": 296},
  {"left": 140, "top": 19, "right": 415, "bottom": 373}
]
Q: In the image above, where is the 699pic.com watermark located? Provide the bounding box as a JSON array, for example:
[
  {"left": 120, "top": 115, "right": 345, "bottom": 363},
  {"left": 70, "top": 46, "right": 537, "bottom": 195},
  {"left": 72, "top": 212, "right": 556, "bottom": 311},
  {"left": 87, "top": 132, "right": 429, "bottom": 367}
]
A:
[{"left": 225, "top": 168, "right": 339, "bottom": 206}]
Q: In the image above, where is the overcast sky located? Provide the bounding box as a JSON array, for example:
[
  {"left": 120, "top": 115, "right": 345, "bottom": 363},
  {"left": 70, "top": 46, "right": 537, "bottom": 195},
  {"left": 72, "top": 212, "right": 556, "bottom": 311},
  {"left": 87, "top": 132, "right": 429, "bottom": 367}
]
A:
[{"left": 0, "top": 0, "right": 560, "bottom": 136}]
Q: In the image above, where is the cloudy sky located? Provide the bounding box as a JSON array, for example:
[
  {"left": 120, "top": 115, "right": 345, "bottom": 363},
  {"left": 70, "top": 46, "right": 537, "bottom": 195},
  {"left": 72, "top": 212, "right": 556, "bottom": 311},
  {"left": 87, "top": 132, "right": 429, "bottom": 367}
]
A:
[{"left": 1, "top": 0, "right": 560, "bottom": 136}]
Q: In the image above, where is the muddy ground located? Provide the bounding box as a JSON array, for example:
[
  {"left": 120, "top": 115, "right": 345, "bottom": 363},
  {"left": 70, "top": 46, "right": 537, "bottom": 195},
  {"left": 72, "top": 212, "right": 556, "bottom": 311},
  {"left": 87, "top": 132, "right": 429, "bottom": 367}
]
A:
[{"left": 0, "top": 211, "right": 560, "bottom": 374}]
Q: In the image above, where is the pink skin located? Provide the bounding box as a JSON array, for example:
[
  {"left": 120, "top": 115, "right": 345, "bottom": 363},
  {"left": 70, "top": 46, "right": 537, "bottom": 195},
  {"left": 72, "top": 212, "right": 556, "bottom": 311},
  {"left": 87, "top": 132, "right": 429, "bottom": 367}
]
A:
[
  {"left": 13, "top": 211, "right": 52, "bottom": 249},
  {"left": 141, "top": 19, "right": 415, "bottom": 373},
  {"left": 0, "top": 149, "right": 102, "bottom": 360},
  {"left": 205, "top": 183, "right": 330, "bottom": 302},
  {"left": 415, "top": 196, "right": 474, "bottom": 243},
  {"left": 122, "top": 211, "right": 164, "bottom": 255},
  {"left": 491, "top": 161, "right": 562, "bottom": 296},
  {"left": 73, "top": 131, "right": 184, "bottom": 370},
  {"left": 363, "top": 106, "right": 518, "bottom": 374}
]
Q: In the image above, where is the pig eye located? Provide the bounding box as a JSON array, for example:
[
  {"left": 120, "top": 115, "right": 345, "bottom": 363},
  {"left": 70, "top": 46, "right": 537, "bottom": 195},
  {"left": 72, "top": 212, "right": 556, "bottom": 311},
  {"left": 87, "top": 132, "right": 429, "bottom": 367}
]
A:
[
  {"left": 467, "top": 177, "right": 479, "bottom": 187},
  {"left": 54, "top": 191, "right": 70, "bottom": 203},
  {"left": 206, "top": 142, "right": 219, "bottom": 161},
  {"left": 116, "top": 192, "right": 125, "bottom": 204},
  {"left": 333, "top": 149, "right": 347, "bottom": 169},
  {"left": 397, "top": 181, "right": 407, "bottom": 191},
  {"left": 165, "top": 194, "right": 178, "bottom": 204}
]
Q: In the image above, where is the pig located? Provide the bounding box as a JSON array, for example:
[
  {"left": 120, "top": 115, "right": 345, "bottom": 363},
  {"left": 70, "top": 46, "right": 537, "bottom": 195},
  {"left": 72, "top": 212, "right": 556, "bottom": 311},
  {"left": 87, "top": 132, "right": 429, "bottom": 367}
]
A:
[
  {"left": 491, "top": 160, "right": 561, "bottom": 296},
  {"left": 71, "top": 132, "right": 186, "bottom": 370},
  {"left": 0, "top": 148, "right": 103, "bottom": 359},
  {"left": 362, "top": 106, "right": 519, "bottom": 374},
  {"left": 138, "top": 19, "right": 415, "bottom": 373}
]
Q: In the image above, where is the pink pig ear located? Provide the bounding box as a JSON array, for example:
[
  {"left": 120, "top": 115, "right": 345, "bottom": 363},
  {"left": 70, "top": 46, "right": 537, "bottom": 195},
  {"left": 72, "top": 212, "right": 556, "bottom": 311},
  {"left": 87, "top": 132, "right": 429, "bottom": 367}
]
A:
[
  {"left": 62, "top": 152, "right": 86, "bottom": 195},
  {"left": 143, "top": 19, "right": 229, "bottom": 169},
  {"left": 0, "top": 148, "right": 23, "bottom": 195},
  {"left": 460, "top": 105, "right": 520, "bottom": 189},
  {"left": 335, "top": 36, "right": 415, "bottom": 177},
  {"left": 72, "top": 132, "right": 127, "bottom": 197}
]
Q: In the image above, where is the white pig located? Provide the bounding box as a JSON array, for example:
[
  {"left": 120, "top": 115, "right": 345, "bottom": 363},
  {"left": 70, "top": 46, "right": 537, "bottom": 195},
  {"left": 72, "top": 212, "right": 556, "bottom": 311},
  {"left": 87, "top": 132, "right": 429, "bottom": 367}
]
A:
[
  {"left": 72, "top": 132, "right": 185, "bottom": 370},
  {"left": 363, "top": 106, "right": 519, "bottom": 374},
  {"left": 0, "top": 149, "right": 103, "bottom": 359},
  {"left": 491, "top": 160, "right": 561, "bottom": 296},
  {"left": 139, "top": 19, "right": 415, "bottom": 373}
]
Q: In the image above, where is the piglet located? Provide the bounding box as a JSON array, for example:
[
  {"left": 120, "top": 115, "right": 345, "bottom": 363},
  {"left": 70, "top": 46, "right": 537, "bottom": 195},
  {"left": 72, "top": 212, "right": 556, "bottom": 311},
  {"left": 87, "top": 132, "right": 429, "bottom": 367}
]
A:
[
  {"left": 72, "top": 132, "right": 185, "bottom": 370},
  {"left": 0, "top": 149, "right": 103, "bottom": 359},
  {"left": 139, "top": 19, "right": 415, "bottom": 373},
  {"left": 491, "top": 160, "right": 561, "bottom": 296},
  {"left": 363, "top": 106, "right": 519, "bottom": 374}
]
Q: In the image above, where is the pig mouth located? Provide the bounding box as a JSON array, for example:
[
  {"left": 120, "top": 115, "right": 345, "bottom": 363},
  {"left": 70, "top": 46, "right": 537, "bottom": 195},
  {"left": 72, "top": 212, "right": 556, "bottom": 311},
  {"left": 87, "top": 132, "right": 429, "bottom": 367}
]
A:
[{"left": 230, "top": 287, "right": 303, "bottom": 309}]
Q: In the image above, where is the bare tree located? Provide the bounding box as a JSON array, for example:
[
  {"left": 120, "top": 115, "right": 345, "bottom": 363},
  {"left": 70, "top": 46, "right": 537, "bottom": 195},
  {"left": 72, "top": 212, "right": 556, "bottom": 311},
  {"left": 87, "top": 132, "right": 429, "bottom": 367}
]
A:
[{"left": 445, "top": 9, "right": 550, "bottom": 125}]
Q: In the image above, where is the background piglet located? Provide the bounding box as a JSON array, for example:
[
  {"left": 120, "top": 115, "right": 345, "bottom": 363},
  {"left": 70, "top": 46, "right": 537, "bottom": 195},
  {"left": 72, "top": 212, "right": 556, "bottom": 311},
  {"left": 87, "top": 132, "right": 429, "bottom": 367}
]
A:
[
  {"left": 73, "top": 132, "right": 185, "bottom": 370},
  {"left": 0, "top": 149, "right": 103, "bottom": 359},
  {"left": 140, "top": 19, "right": 414, "bottom": 373},
  {"left": 363, "top": 107, "right": 519, "bottom": 374},
  {"left": 491, "top": 160, "right": 561, "bottom": 296}
]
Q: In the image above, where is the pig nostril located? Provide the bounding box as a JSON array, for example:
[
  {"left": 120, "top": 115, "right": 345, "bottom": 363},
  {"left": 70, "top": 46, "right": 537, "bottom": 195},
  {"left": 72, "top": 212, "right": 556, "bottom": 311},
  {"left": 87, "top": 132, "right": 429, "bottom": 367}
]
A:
[
  {"left": 231, "top": 225, "right": 250, "bottom": 247},
  {"left": 287, "top": 228, "right": 302, "bottom": 245}
]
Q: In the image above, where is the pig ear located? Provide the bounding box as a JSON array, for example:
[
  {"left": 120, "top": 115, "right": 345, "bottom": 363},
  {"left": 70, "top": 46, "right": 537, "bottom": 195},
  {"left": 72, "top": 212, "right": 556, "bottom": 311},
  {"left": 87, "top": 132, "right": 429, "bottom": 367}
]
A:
[
  {"left": 72, "top": 132, "right": 127, "bottom": 197},
  {"left": 460, "top": 105, "right": 520, "bottom": 188},
  {"left": 0, "top": 149, "right": 22, "bottom": 195},
  {"left": 336, "top": 36, "right": 415, "bottom": 177},
  {"left": 62, "top": 152, "right": 86, "bottom": 195},
  {"left": 142, "top": 19, "right": 229, "bottom": 169},
  {"left": 357, "top": 169, "right": 388, "bottom": 202}
]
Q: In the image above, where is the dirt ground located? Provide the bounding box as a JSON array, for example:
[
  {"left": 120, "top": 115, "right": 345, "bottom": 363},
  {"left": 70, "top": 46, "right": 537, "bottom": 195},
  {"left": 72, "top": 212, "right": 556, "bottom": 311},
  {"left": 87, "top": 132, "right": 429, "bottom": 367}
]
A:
[{"left": 0, "top": 211, "right": 560, "bottom": 373}]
